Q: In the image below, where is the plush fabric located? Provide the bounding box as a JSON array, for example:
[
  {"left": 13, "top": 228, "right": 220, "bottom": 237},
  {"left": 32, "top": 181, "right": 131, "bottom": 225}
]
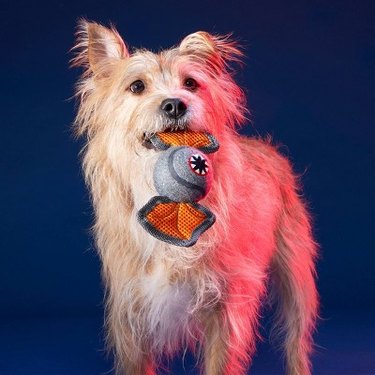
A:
[{"left": 137, "top": 131, "right": 219, "bottom": 247}]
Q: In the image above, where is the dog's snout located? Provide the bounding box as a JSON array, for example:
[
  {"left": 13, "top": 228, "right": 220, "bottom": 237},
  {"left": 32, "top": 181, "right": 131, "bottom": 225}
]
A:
[{"left": 161, "top": 98, "right": 187, "bottom": 119}]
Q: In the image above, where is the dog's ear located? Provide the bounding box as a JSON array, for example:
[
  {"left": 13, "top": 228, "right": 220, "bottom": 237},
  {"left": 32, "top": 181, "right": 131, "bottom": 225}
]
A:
[
  {"left": 71, "top": 19, "right": 129, "bottom": 77},
  {"left": 179, "top": 31, "right": 243, "bottom": 73}
]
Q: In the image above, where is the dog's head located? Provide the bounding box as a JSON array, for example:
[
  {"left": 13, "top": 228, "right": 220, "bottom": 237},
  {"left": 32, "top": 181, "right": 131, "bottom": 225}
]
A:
[{"left": 72, "top": 20, "right": 247, "bottom": 153}]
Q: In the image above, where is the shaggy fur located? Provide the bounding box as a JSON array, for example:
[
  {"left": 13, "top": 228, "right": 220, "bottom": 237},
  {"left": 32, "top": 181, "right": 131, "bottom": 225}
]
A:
[{"left": 71, "top": 20, "right": 318, "bottom": 375}]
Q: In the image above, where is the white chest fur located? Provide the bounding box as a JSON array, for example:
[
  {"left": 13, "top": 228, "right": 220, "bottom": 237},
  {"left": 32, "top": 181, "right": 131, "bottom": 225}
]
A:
[{"left": 141, "top": 262, "right": 194, "bottom": 353}]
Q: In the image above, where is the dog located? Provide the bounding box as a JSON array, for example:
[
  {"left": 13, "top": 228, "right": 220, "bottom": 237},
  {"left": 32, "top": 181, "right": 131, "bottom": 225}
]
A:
[{"left": 71, "top": 20, "right": 318, "bottom": 375}]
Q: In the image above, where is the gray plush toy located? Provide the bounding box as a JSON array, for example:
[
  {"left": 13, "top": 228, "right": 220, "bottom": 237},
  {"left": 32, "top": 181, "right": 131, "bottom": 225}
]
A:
[{"left": 137, "top": 131, "right": 219, "bottom": 247}]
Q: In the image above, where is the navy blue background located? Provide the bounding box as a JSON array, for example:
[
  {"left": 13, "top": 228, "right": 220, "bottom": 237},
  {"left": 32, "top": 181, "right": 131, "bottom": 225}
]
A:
[{"left": 1, "top": 0, "right": 374, "bottom": 374}]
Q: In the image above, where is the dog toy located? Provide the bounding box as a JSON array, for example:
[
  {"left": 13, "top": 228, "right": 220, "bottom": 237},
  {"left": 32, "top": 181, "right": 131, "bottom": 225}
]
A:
[
  {"left": 148, "top": 130, "right": 219, "bottom": 153},
  {"left": 137, "top": 131, "right": 219, "bottom": 247}
]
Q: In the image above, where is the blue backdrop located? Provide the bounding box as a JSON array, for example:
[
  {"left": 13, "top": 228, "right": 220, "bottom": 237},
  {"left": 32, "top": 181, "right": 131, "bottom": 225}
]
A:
[{"left": 1, "top": 0, "right": 374, "bottom": 374}]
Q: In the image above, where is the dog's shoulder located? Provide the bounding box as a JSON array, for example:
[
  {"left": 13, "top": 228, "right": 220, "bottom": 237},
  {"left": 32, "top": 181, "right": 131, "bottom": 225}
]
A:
[
  {"left": 237, "top": 134, "right": 285, "bottom": 159},
  {"left": 236, "top": 134, "right": 295, "bottom": 179}
]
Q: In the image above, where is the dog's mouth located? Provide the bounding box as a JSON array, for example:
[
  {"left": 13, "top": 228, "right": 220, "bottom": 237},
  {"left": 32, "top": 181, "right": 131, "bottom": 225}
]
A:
[
  {"left": 142, "top": 121, "right": 189, "bottom": 149},
  {"left": 141, "top": 133, "right": 156, "bottom": 149}
]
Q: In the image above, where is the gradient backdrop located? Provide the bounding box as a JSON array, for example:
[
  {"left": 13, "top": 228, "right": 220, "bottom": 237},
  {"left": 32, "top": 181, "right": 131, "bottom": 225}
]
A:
[{"left": 1, "top": 0, "right": 374, "bottom": 374}]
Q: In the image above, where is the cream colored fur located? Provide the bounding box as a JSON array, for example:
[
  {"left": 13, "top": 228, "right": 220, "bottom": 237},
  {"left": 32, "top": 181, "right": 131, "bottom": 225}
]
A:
[{"left": 71, "top": 20, "right": 318, "bottom": 375}]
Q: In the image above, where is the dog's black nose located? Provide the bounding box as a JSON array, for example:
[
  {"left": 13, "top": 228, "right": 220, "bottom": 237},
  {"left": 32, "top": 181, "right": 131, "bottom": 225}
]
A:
[{"left": 161, "top": 98, "right": 187, "bottom": 119}]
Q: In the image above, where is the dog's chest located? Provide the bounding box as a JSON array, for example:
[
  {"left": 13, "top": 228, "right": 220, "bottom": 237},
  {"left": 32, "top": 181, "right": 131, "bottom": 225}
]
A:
[{"left": 140, "top": 263, "right": 194, "bottom": 350}]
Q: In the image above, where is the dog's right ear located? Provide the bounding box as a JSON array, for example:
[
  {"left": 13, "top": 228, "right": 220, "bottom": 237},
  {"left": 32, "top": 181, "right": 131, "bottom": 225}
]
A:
[{"left": 71, "top": 19, "right": 129, "bottom": 77}]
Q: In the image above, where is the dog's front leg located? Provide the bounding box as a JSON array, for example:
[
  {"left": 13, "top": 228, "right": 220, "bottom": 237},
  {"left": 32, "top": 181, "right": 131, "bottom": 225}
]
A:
[
  {"left": 203, "top": 310, "right": 255, "bottom": 375},
  {"left": 203, "top": 310, "right": 231, "bottom": 375},
  {"left": 107, "top": 309, "right": 156, "bottom": 375},
  {"left": 113, "top": 339, "right": 155, "bottom": 375},
  {"left": 203, "top": 285, "right": 263, "bottom": 375},
  {"left": 121, "top": 359, "right": 155, "bottom": 375}
]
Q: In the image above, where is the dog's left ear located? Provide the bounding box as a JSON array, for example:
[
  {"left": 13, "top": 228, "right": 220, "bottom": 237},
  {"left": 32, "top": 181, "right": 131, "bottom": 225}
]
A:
[
  {"left": 71, "top": 19, "right": 129, "bottom": 77},
  {"left": 179, "top": 31, "right": 242, "bottom": 73}
]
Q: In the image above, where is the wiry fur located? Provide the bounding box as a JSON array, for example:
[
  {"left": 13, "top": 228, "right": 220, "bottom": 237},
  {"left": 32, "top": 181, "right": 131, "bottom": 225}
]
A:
[{"left": 71, "top": 19, "right": 318, "bottom": 375}]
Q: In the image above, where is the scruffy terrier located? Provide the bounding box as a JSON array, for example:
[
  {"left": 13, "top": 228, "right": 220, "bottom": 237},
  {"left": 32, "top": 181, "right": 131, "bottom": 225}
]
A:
[{"left": 71, "top": 20, "right": 318, "bottom": 375}]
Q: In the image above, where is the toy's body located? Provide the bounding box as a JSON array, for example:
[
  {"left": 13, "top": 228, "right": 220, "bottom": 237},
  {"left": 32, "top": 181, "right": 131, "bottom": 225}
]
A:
[
  {"left": 72, "top": 21, "right": 318, "bottom": 375},
  {"left": 138, "top": 131, "right": 218, "bottom": 247}
]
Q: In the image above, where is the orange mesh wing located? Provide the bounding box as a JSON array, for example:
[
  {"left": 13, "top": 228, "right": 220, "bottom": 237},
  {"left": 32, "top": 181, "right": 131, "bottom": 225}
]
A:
[
  {"left": 150, "top": 130, "right": 219, "bottom": 153},
  {"left": 137, "top": 196, "right": 216, "bottom": 247}
]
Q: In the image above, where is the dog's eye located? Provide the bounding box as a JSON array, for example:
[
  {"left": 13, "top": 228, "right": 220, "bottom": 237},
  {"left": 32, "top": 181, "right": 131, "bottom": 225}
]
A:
[
  {"left": 130, "top": 80, "right": 145, "bottom": 94},
  {"left": 184, "top": 78, "right": 198, "bottom": 92}
]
